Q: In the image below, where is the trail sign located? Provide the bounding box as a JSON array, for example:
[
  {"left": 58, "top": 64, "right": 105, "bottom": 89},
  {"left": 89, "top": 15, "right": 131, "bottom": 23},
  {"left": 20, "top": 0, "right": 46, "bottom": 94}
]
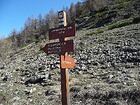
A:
[
  {"left": 49, "top": 24, "right": 75, "bottom": 40},
  {"left": 61, "top": 55, "right": 76, "bottom": 69},
  {"left": 58, "top": 11, "right": 67, "bottom": 27},
  {"left": 42, "top": 40, "right": 74, "bottom": 55},
  {"left": 42, "top": 10, "right": 76, "bottom": 105}
]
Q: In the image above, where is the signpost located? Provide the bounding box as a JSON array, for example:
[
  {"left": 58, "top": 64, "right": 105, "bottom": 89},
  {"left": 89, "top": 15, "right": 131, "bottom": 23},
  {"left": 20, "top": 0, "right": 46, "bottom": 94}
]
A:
[
  {"left": 42, "top": 11, "right": 76, "bottom": 105},
  {"left": 61, "top": 55, "right": 75, "bottom": 69},
  {"left": 49, "top": 24, "right": 76, "bottom": 40},
  {"left": 42, "top": 40, "right": 74, "bottom": 55},
  {"left": 58, "top": 11, "right": 67, "bottom": 27}
]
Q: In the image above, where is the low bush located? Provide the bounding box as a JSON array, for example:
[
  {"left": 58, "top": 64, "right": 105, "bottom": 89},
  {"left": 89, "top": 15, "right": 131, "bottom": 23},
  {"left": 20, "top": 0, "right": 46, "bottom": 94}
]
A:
[
  {"left": 108, "top": 18, "right": 133, "bottom": 30},
  {"left": 86, "top": 29, "right": 104, "bottom": 36},
  {"left": 96, "top": 29, "right": 104, "bottom": 34}
]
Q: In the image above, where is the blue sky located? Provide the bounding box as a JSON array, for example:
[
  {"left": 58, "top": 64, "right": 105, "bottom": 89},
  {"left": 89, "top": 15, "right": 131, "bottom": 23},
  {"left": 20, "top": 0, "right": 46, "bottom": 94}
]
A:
[{"left": 0, "top": 0, "right": 80, "bottom": 38}]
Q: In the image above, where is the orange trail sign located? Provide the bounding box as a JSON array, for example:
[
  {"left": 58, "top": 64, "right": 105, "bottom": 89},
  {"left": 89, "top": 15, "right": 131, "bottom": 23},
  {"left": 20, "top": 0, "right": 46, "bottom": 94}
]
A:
[{"left": 61, "top": 55, "right": 76, "bottom": 69}]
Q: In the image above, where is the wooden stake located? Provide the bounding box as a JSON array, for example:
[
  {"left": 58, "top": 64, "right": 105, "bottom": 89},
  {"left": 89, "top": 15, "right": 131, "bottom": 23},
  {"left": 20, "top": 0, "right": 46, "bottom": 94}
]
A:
[{"left": 59, "top": 11, "right": 70, "bottom": 105}]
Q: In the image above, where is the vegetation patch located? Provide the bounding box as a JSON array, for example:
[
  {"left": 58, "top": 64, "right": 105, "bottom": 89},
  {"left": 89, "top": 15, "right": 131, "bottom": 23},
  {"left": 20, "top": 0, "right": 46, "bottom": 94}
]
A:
[
  {"left": 96, "top": 29, "right": 104, "bottom": 34},
  {"left": 96, "top": 7, "right": 108, "bottom": 17},
  {"left": 86, "top": 29, "right": 104, "bottom": 36},
  {"left": 86, "top": 32, "right": 96, "bottom": 36},
  {"left": 117, "top": 0, "right": 132, "bottom": 4},
  {"left": 108, "top": 18, "right": 133, "bottom": 30}
]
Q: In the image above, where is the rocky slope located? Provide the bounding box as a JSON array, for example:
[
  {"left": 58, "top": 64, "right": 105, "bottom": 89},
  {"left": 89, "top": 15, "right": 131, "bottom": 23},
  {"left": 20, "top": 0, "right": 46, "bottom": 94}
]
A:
[
  {"left": 77, "top": 0, "right": 140, "bottom": 29},
  {"left": 0, "top": 23, "right": 140, "bottom": 105}
]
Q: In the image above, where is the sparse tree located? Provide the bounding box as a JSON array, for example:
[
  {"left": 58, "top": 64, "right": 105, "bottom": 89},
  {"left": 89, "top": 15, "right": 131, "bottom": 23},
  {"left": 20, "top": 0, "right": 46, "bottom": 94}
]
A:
[
  {"left": 75, "top": 2, "right": 82, "bottom": 18},
  {"left": 69, "top": 3, "right": 76, "bottom": 23},
  {"left": 11, "top": 29, "right": 18, "bottom": 48}
]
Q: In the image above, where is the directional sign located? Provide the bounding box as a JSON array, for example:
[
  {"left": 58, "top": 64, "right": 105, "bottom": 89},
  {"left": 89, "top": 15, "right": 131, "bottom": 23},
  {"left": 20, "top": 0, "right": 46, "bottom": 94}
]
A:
[
  {"left": 49, "top": 24, "right": 75, "bottom": 40},
  {"left": 42, "top": 40, "right": 74, "bottom": 55},
  {"left": 42, "top": 10, "right": 76, "bottom": 105},
  {"left": 58, "top": 11, "right": 65, "bottom": 19},
  {"left": 58, "top": 11, "right": 67, "bottom": 27},
  {"left": 61, "top": 55, "right": 76, "bottom": 69}
]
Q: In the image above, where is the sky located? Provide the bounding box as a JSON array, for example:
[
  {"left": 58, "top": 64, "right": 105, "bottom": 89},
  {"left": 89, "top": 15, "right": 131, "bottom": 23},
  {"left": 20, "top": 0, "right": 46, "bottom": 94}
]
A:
[{"left": 0, "top": 0, "right": 80, "bottom": 38}]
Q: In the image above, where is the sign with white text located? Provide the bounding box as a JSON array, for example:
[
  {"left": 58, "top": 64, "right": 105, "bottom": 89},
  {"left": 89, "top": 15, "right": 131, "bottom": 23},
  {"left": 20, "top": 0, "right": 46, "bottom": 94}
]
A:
[
  {"left": 42, "top": 40, "right": 74, "bottom": 55},
  {"left": 49, "top": 24, "right": 75, "bottom": 40}
]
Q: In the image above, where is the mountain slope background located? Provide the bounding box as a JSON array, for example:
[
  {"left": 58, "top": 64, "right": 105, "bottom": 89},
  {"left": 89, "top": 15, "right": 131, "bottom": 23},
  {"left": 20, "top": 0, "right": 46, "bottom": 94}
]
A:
[{"left": 0, "top": 0, "right": 140, "bottom": 105}]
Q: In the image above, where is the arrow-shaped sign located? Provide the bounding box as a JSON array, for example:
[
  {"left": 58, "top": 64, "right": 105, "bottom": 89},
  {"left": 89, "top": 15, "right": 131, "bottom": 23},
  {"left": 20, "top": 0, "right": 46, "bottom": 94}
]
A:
[
  {"left": 61, "top": 55, "right": 76, "bottom": 69},
  {"left": 42, "top": 40, "right": 74, "bottom": 55},
  {"left": 49, "top": 24, "right": 75, "bottom": 40}
]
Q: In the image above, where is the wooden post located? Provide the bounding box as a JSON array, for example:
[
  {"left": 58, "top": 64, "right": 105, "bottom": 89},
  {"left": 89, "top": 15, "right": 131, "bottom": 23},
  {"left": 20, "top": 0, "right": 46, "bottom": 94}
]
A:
[
  {"left": 43, "top": 10, "right": 75, "bottom": 105},
  {"left": 60, "top": 52, "right": 70, "bottom": 105},
  {"left": 59, "top": 11, "right": 70, "bottom": 105}
]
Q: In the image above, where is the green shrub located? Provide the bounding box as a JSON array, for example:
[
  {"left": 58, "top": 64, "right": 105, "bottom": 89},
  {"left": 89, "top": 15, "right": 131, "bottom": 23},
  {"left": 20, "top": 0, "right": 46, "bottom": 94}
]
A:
[
  {"left": 117, "top": 0, "right": 131, "bottom": 3},
  {"left": 116, "top": 0, "right": 131, "bottom": 9},
  {"left": 96, "top": 7, "right": 108, "bottom": 17},
  {"left": 86, "top": 32, "right": 95, "bottom": 36},
  {"left": 86, "top": 29, "right": 104, "bottom": 36},
  {"left": 97, "top": 7, "right": 108, "bottom": 13},
  {"left": 96, "top": 29, "right": 104, "bottom": 34},
  {"left": 96, "top": 11, "right": 107, "bottom": 17},
  {"left": 108, "top": 18, "right": 133, "bottom": 30}
]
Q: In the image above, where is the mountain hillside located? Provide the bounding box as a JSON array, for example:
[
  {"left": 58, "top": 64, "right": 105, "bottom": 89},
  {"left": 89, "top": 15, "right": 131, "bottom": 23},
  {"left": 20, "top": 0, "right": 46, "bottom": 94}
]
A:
[
  {"left": 77, "top": 0, "right": 140, "bottom": 29},
  {"left": 0, "top": 22, "right": 140, "bottom": 104}
]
